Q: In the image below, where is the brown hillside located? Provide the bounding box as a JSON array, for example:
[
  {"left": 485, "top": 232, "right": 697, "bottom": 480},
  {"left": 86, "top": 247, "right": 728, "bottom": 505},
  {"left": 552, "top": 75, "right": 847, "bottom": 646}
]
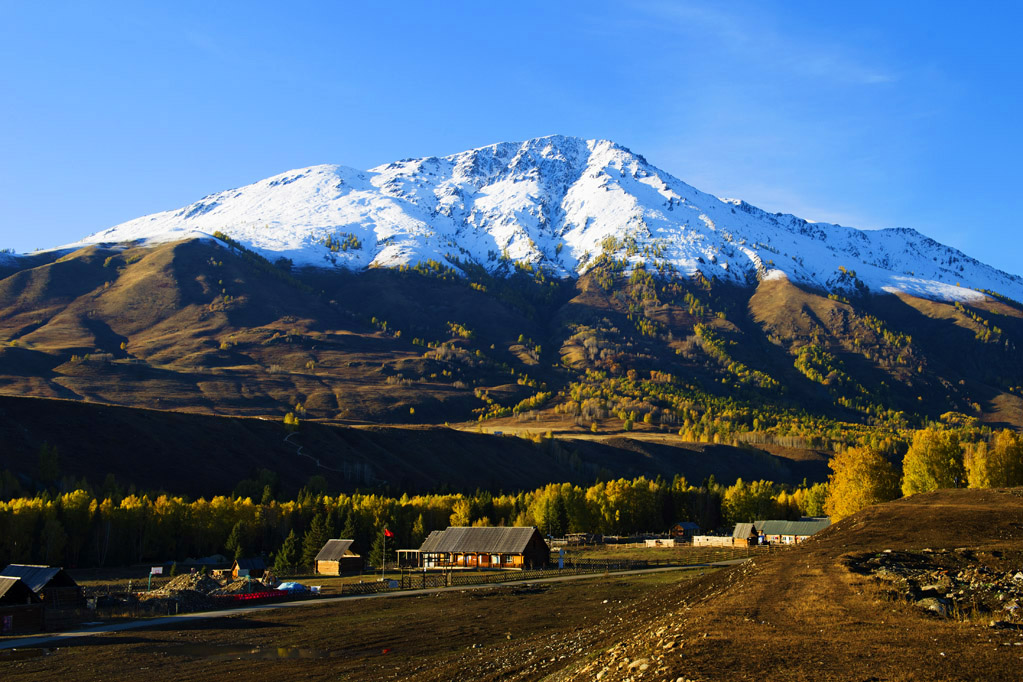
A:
[{"left": 565, "top": 488, "right": 1023, "bottom": 681}]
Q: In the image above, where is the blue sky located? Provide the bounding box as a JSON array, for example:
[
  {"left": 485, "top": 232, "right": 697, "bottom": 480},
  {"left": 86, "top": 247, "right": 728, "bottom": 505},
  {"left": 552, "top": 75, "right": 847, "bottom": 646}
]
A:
[{"left": 2, "top": 1, "right": 1021, "bottom": 275}]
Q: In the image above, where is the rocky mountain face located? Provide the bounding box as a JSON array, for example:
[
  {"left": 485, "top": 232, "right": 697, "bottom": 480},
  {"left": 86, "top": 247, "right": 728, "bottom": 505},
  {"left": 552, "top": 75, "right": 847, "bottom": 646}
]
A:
[{"left": 62, "top": 135, "right": 1023, "bottom": 304}]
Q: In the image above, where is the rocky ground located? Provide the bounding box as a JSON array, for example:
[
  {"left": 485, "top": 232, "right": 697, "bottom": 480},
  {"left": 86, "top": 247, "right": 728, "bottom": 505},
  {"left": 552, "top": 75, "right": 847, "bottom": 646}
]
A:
[{"left": 847, "top": 548, "right": 1023, "bottom": 625}]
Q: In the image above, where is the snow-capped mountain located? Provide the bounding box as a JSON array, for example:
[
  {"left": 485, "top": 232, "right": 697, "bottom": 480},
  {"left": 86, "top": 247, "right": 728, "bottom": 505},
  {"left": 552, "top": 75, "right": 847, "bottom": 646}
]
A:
[{"left": 67, "top": 135, "right": 1023, "bottom": 303}]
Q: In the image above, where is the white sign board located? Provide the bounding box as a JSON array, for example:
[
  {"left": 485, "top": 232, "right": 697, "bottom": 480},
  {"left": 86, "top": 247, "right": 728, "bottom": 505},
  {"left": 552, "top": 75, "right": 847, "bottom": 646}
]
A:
[
  {"left": 237, "top": 568, "right": 250, "bottom": 578},
  {"left": 151, "top": 567, "right": 163, "bottom": 575}
]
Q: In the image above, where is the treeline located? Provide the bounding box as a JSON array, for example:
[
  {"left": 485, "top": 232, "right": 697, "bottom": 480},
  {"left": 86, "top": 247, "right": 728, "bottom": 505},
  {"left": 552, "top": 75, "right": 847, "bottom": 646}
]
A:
[
  {"left": 825, "top": 426, "right": 1023, "bottom": 520},
  {"left": 0, "top": 474, "right": 827, "bottom": 572},
  {"left": 2, "top": 425, "right": 1019, "bottom": 571}
]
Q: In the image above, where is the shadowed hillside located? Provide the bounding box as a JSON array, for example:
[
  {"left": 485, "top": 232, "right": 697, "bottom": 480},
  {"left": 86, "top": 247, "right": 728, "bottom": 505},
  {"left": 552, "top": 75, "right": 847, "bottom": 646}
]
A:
[{"left": 0, "top": 395, "right": 827, "bottom": 497}]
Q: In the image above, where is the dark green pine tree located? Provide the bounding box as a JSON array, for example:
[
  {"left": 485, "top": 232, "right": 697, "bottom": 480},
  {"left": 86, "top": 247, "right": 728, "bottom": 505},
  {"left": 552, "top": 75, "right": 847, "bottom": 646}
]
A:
[
  {"left": 368, "top": 529, "right": 395, "bottom": 569},
  {"left": 225, "top": 520, "right": 248, "bottom": 561},
  {"left": 273, "top": 529, "right": 299, "bottom": 576},
  {"left": 301, "top": 513, "right": 329, "bottom": 569},
  {"left": 551, "top": 495, "right": 570, "bottom": 537},
  {"left": 340, "top": 509, "right": 357, "bottom": 542},
  {"left": 324, "top": 507, "right": 337, "bottom": 540}
]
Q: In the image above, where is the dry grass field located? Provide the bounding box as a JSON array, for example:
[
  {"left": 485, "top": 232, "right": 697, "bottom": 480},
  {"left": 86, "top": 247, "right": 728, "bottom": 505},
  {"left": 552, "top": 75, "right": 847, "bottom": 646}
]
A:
[{"left": 1, "top": 570, "right": 694, "bottom": 681}]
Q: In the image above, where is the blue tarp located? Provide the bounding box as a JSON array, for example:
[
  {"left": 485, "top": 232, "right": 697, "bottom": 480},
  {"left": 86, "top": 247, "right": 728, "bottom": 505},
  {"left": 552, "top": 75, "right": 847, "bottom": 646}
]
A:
[{"left": 276, "top": 582, "right": 309, "bottom": 592}]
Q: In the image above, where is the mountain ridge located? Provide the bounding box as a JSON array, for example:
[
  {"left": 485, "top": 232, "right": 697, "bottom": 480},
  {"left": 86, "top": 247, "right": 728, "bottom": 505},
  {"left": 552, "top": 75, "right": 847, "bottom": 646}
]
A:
[{"left": 40, "top": 135, "right": 1022, "bottom": 304}]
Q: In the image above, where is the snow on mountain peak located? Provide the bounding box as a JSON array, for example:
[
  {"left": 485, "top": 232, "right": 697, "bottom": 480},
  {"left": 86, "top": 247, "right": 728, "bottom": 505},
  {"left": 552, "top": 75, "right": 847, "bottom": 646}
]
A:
[{"left": 60, "top": 135, "right": 1023, "bottom": 303}]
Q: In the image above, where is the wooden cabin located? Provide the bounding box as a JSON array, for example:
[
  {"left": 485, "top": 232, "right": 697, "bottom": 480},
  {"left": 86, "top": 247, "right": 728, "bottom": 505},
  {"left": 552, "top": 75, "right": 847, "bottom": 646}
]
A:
[
  {"left": 731, "top": 522, "right": 758, "bottom": 547},
  {"left": 231, "top": 557, "right": 267, "bottom": 579},
  {"left": 0, "top": 577, "right": 44, "bottom": 634},
  {"left": 314, "top": 539, "right": 363, "bottom": 575},
  {"left": 0, "top": 564, "right": 84, "bottom": 609},
  {"left": 398, "top": 526, "right": 549, "bottom": 570}
]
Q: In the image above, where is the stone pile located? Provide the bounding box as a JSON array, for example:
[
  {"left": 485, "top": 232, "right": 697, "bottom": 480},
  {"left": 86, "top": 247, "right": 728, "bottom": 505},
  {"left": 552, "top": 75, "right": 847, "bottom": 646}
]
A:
[
  {"left": 161, "top": 572, "right": 222, "bottom": 593},
  {"left": 849, "top": 548, "right": 1023, "bottom": 624},
  {"left": 138, "top": 572, "right": 225, "bottom": 612}
]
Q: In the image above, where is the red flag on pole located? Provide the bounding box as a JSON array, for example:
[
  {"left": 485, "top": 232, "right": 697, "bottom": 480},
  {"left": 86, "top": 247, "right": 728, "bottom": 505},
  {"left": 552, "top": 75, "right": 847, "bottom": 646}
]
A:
[{"left": 384, "top": 528, "right": 394, "bottom": 538}]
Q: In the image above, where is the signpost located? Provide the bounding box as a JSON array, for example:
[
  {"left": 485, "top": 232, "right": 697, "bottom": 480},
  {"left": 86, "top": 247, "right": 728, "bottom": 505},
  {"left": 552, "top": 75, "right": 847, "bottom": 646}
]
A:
[{"left": 148, "top": 566, "right": 163, "bottom": 591}]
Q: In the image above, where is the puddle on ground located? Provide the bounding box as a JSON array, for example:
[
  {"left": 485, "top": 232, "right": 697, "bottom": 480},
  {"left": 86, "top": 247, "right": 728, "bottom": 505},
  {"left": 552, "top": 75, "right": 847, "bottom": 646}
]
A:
[
  {"left": 0, "top": 648, "right": 57, "bottom": 662},
  {"left": 169, "top": 644, "right": 334, "bottom": 661}
]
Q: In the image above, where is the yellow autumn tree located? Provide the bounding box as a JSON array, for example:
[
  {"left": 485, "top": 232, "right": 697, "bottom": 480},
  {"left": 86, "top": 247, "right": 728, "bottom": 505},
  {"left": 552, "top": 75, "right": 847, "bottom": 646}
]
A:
[
  {"left": 965, "top": 429, "right": 1023, "bottom": 488},
  {"left": 449, "top": 498, "right": 472, "bottom": 526},
  {"left": 824, "top": 446, "right": 900, "bottom": 520},
  {"left": 901, "top": 427, "right": 964, "bottom": 496}
]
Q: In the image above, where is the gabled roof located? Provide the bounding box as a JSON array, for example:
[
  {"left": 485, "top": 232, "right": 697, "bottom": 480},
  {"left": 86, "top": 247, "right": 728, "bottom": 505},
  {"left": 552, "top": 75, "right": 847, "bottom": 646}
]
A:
[
  {"left": 0, "top": 565, "right": 76, "bottom": 594},
  {"left": 233, "top": 557, "right": 267, "bottom": 571},
  {"left": 419, "top": 527, "right": 546, "bottom": 554},
  {"left": 754, "top": 519, "right": 831, "bottom": 536},
  {"left": 0, "top": 577, "right": 40, "bottom": 603},
  {"left": 732, "top": 522, "right": 756, "bottom": 539},
  {"left": 315, "top": 539, "right": 358, "bottom": 562},
  {"left": 674, "top": 522, "right": 700, "bottom": 530}
]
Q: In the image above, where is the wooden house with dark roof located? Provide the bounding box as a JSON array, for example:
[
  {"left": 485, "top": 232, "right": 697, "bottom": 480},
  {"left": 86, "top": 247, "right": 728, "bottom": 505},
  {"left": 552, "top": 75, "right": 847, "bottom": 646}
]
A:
[
  {"left": 0, "top": 564, "right": 84, "bottom": 608},
  {"left": 398, "top": 526, "right": 549, "bottom": 570},
  {"left": 670, "top": 521, "right": 701, "bottom": 540},
  {"left": 231, "top": 557, "right": 267, "bottom": 579},
  {"left": 315, "top": 539, "right": 363, "bottom": 575},
  {"left": 0, "top": 577, "right": 44, "bottom": 634}
]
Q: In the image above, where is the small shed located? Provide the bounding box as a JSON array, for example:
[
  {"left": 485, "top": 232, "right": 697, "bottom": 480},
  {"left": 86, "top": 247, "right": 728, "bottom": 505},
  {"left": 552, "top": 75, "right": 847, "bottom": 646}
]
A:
[
  {"left": 399, "top": 526, "right": 549, "bottom": 570},
  {"left": 0, "top": 577, "right": 44, "bottom": 634},
  {"left": 231, "top": 557, "right": 267, "bottom": 579},
  {"left": 315, "top": 539, "right": 363, "bottom": 575},
  {"left": 0, "top": 564, "right": 84, "bottom": 608},
  {"left": 731, "top": 523, "right": 758, "bottom": 547}
]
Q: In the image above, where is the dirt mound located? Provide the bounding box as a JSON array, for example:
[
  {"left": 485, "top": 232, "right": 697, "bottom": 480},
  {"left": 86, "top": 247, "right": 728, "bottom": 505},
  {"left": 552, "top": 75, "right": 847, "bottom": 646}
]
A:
[
  {"left": 160, "top": 573, "right": 222, "bottom": 594},
  {"left": 139, "top": 572, "right": 227, "bottom": 613}
]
